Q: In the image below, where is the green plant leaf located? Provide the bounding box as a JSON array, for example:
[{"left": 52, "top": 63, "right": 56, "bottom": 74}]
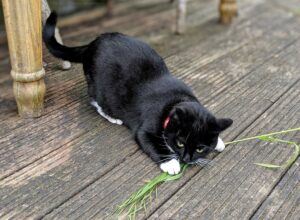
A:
[
  {"left": 254, "top": 138, "right": 299, "bottom": 169},
  {"left": 254, "top": 163, "right": 281, "bottom": 169},
  {"left": 284, "top": 142, "right": 299, "bottom": 168},
  {"left": 257, "top": 135, "right": 277, "bottom": 142}
]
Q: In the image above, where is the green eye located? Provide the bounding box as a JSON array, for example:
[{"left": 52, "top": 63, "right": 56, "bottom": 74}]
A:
[
  {"left": 176, "top": 139, "right": 184, "bottom": 148},
  {"left": 196, "top": 148, "right": 204, "bottom": 154}
]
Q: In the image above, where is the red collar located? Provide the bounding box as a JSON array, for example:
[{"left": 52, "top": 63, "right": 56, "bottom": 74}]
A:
[{"left": 163, "top": 116, "right": 170, "bottom": 129}]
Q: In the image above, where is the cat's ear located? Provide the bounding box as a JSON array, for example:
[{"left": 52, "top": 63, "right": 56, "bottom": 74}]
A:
[
  {"left": 215, "top": 118, "right": 233, "bottom": 132},
  {"left": 170, "top": 107, "right": 185, "bottom": 125}
]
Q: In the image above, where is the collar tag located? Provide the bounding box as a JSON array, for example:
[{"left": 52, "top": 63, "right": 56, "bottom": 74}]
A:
[{"left": 163, "top": 116, "right": 170, "bottom": 129}]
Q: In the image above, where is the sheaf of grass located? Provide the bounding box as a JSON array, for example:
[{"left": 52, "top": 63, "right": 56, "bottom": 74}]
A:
[
  {"left": 116, "top": 127, "right": 300, "bottom": 219},
  {"left": 115, "top": 164, "right": 189, "bottom": 219}
]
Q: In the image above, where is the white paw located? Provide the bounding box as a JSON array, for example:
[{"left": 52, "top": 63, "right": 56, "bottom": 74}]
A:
[
  {"left": 114, "top": 119, "right": 123, "bottom": 125},
  {"left": 90, "top": 100, "right": 98, "bottom": 108},
  {"left": 62, "top": 61, "right": 71, "bottom": 70},
  {"left": 160, "top": 159, "right": 180, "bottom": 175},
  {"left": 215, "top": 137, "right": 225, "bottom": 152}
]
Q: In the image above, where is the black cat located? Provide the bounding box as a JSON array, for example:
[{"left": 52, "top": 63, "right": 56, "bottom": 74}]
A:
[{"left": 43, "top": 12, "right": 233, "bottom": 175}]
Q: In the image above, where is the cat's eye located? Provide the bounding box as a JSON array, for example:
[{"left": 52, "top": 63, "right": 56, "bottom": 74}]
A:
[
  {"left": 196, "top": 148, "right": 204, "bottom": 154},
  {"left": 176, "top": 139, "right": 184, "bottom": 148}
]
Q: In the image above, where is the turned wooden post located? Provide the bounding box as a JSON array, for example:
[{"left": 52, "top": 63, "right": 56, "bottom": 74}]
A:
[
  {"left": 219, "top": 0, "right": 238, "bottom": 24},
  {"left": 106, "top": 0, "right": 113, "bottom": 17},
  {"left": 2, "top": 0, "right": 46, "bottom": 118},
  {"left": 176, "top": 0, "right": 186, "bottom": 34}
]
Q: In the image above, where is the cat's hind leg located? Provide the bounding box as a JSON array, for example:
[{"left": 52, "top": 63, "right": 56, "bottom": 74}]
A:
[{"left": 90, "top": 100, "right": 123, "bottom": 125}]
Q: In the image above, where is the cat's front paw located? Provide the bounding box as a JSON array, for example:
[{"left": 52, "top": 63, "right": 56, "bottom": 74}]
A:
[
  {"left": 160, "top": 159, "right": 180, "bottom": 175},
  {"left": 215, "top": 137, "right": 225, "bottom": 152}
]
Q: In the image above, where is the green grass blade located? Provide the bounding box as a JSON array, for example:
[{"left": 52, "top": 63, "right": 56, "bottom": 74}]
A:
[
  {"left": 254, "top": 163, "right": 282, "bottom": 169},
  {"left": 257, "top": 135, "right": 277, "bottom": 142},
  {"left": 116, "top": 164, "right": 189, "bottom": 218},
  {"left": 253, "top": 137, "right": 299, "bottom": 169},
  {"left": 284, "top": 142, "right": 299, "bottom": 168},
  {"left": 225, "top": 127, "right": 300, "bottom": 145}
]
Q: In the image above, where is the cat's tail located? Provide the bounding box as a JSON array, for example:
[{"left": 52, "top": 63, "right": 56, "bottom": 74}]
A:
[{"left": 43, "top": 11, "right": 87, "bottom": 63}]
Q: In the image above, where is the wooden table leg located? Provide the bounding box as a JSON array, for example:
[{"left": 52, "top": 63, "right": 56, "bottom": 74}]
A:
[
  {"left": 219, "top": 0, "right": 238, "bottom": 24},
  {"left": 176, "top": 0, "right": 186, "bottom": 34},
  {"left": 2, "top": 0, "right": 46, "bottom": 118},
  {"left": 106, "top": 0, "right": 113, "bottom": 17}
]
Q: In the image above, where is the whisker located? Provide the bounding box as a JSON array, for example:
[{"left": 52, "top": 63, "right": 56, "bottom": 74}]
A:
[
  {"left": 156, "top": 154, "right": 179, "bottom": 163},
  {"left": 157, "top": 157, "right": 177, "bottom": 163},
  {"left": 152, "top": 134, "right": 165, "bottom": 140},
  {"left": 156, "top": 153, "right": 178, "bottom": 158},
  {"left": 189, "top": 158, "right": 214, "bottom": 167}
]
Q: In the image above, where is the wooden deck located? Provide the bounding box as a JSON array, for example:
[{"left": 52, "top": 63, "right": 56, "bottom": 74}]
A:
[{"left": 0, "top": 0, "right": 299, "bottom": 219}]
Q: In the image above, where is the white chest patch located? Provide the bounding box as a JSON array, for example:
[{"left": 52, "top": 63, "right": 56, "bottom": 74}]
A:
[
  {"left": 90, "top": 100, "right": 123, "bottom": 125},
  {"left": 160, "top": 158, "right": 181, "bottom": 175}
]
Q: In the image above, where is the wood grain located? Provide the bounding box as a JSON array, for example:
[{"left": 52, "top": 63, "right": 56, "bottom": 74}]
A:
[{"left": 251, "top": 158, "right": 300, "bottom": 220}]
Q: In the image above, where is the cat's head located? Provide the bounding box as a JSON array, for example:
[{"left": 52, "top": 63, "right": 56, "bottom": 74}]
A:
[{"left": 163, "top": 101, "right": 233, "bottom": 164}]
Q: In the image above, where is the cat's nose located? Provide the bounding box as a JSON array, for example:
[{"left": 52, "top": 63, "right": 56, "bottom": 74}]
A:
[{"left": 182, "top": 154, "right": 190, "bottom": 163}]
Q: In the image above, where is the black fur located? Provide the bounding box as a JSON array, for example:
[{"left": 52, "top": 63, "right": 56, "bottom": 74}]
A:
[{"left": 43, "top": 12, "right": 233, "bottom": 166}]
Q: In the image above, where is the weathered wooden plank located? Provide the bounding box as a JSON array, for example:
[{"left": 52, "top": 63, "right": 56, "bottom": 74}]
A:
[
  {"left": 272, "top": 0, "right": 300, "bottom": 16},
  {"left": 59, "top": 0, "right": 210, "bottom": 41},
  {"left": 0, "top": 0, "right": 276, "bottom": 181},
  {"left": 42, "top": 30, "right": 300, "bottom": 220},
  {"left": 56, "top": 0, "right": 163, "bottom": 28},
  {"left": 62, "top": 0, "right": 259, "bottom": 57},
  {"left": 149, "top": 65, "right": 300, "bottom": 219},
  {"left": 0, "top": 126, "right": 136, "bottom": 218},
  {"left": 251, "top": 158, "right": 300, "bottom": 220},
  {"left": 0, "top": 0, "right": 299, "bottom": 219}
]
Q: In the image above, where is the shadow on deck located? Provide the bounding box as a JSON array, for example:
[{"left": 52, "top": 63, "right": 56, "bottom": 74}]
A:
[{"left": 0, "top": 0, "right": 299, "bottom": 219}]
